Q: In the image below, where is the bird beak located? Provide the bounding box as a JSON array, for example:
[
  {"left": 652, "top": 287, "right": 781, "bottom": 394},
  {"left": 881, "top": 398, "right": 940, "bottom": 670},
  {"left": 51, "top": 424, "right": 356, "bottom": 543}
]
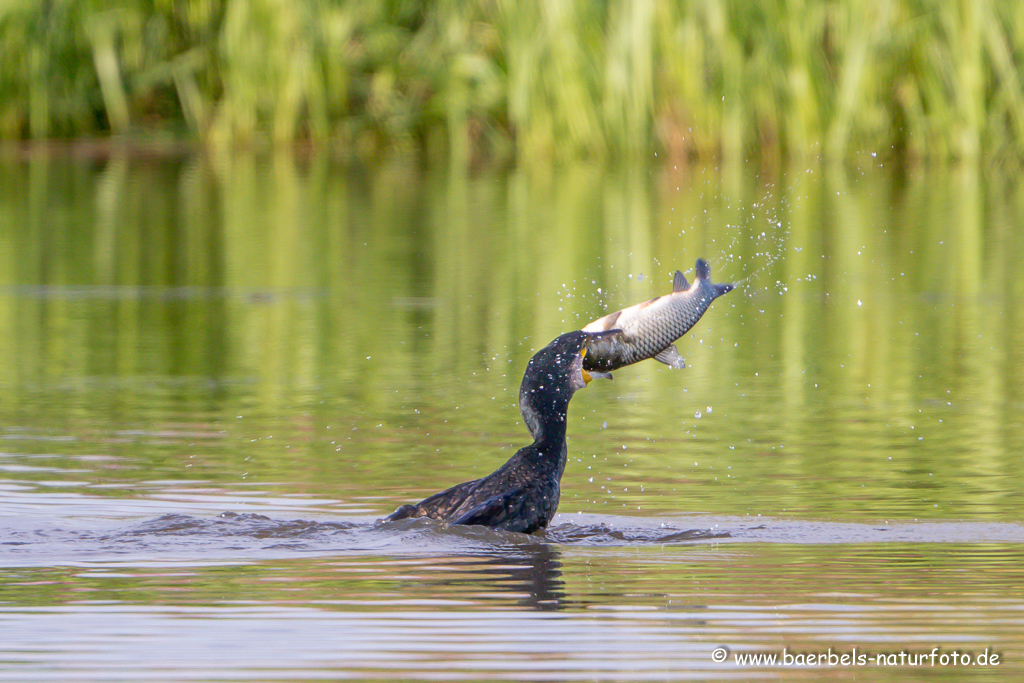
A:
[
  {"left": 582, "top": 369, "right": 613, "bottom": 384},
  {"left": 580, "top": 348, "right": 612, "bottom": 385}
]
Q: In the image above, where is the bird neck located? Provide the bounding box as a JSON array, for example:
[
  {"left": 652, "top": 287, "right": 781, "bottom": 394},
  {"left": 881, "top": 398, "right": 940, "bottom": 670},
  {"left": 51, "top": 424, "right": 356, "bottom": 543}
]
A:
[
  {"left": 520, "top": 393, "right": 570, "bottom": 448},
  {"left": 518, "top": 408, "right": 568, "bottom": 480},
  {"left": 531, "top": 414, "right": 567, "bottom": 448}
]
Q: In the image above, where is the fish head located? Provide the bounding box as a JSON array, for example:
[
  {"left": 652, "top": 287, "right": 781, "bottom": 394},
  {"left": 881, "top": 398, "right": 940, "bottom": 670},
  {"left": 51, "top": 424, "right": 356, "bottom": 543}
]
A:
[{"left": 578, "top": 329, "right": 625, "bottom": 373}]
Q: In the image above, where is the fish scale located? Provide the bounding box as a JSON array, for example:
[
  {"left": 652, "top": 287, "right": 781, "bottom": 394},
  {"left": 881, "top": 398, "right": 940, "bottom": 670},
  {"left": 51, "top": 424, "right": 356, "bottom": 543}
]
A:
[{"left": 581, "top": 259, "right": 735, "bottom": 372}]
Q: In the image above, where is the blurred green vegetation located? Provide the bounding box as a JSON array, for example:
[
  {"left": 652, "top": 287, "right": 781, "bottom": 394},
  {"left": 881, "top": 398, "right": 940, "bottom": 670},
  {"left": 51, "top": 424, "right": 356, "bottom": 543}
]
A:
[{"left": 1, "top": 0, "right": 1023, "bottom": 162}]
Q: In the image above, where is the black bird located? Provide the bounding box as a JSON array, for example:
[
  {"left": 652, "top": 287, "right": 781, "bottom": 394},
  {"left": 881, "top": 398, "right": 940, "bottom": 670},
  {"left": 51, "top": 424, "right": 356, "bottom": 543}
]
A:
[{"left": 384, "top": 331, "right": 611, "bottom": 534}]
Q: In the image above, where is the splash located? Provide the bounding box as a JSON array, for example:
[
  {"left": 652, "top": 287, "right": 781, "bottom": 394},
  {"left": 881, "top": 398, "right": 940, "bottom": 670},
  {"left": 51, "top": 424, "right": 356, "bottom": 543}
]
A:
[{"left": 711, "top": 182, "right": 794, "bottom": 297}]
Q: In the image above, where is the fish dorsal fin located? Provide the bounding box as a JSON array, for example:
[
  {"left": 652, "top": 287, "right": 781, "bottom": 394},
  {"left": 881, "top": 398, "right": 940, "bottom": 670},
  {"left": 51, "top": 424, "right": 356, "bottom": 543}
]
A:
[
  {"left": 695, "top": 258, "right": 711, "bottom": 280},
  {"left": 672, "top": 270, "right": 689, "bottom": 292}
]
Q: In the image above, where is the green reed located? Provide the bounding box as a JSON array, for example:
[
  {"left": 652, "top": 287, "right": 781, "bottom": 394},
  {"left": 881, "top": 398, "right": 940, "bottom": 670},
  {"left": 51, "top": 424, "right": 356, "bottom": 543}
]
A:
[{"left": 1, "top": 0, "right": 1022, "bottom": 161}]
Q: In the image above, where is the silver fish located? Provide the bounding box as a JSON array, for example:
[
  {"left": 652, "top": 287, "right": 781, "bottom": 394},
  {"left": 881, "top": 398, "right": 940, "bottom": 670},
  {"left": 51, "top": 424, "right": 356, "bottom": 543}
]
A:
[{"left": 581, "top": 258, "right": 735, "bottom": 372}]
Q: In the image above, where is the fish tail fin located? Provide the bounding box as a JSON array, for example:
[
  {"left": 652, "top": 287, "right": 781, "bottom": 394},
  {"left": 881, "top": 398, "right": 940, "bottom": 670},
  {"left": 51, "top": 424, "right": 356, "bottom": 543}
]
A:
[
  {"left": 695, "top": 257, "right": 737, "bottom": 299},
  {"left": 713, "top": 281, "right": 735, "bottom": 297},
  {"left": 695, "top": 258, "right": 711, "bottom": 280}
]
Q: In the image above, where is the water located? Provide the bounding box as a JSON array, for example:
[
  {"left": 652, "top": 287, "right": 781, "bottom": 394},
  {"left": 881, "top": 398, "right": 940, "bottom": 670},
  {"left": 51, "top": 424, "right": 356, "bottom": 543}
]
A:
[{"left": 1, "top": 153, "right": 1023, "bottom": 681}]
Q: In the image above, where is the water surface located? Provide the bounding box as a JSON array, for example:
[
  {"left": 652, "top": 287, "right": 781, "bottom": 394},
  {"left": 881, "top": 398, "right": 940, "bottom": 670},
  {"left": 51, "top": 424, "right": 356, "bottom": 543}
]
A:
[{"left": 1, "top": 154, "right": 1022, "bottom": 680}]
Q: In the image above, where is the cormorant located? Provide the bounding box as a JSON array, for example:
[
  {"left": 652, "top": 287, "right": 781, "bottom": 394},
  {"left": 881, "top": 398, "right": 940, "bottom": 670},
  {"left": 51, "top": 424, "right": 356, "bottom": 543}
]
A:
[{"left": 384, "top": 330, "right": 610, "bottom": 533}]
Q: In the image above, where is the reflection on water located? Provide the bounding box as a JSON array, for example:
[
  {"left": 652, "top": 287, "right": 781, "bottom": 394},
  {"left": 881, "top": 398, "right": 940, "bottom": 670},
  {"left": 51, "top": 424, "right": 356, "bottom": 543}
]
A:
[
  {"left": 2, "top": 505, "right": 1023, "bottom": 681},
  {"left": 1, "top": 154, "right": 1023, "bottom": 680}
]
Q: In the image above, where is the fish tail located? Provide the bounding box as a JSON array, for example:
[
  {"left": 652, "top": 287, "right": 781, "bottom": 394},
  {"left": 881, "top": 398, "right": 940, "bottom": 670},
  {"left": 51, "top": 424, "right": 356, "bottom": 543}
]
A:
[
  {"left": 713, "top": 281, "right": 735, "bottom": 297},
  {"left": 696, "top": 257, "right": 736, "bottom": 298},
  {"left": 695, "top": 258, "right": 711, "bottom": 280}
]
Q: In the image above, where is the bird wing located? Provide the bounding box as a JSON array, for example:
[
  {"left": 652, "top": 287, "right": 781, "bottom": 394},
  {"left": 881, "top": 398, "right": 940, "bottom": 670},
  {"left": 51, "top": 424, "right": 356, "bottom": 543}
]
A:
[{"left": 449, "top": 489, "right": 524, "bottom": 529}]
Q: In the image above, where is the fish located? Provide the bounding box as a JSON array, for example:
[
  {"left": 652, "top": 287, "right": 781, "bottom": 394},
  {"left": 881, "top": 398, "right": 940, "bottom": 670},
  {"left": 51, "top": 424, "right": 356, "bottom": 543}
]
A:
[{"left": 581, "top": 258, "right": 735, "bottom": 372}]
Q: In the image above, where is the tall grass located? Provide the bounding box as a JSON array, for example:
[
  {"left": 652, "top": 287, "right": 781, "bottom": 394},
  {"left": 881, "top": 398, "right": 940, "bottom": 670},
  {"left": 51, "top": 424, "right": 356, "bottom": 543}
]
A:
[{"left": 1, "top": 0, "right": 1022, "bottom": 162}]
